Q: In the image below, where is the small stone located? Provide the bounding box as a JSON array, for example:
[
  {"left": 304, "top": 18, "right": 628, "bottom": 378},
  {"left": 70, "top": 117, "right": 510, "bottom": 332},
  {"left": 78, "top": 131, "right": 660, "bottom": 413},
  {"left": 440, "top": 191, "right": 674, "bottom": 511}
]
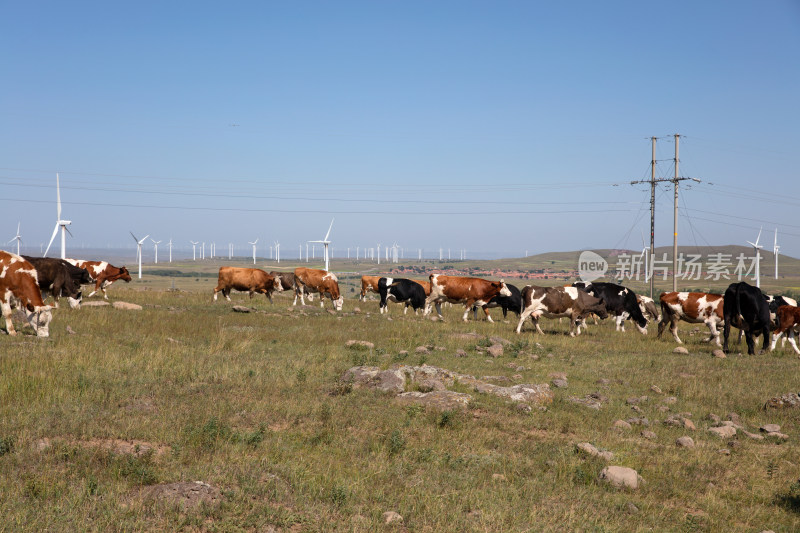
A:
[
  {"left": 383, "top": 511, "right": 403, "bottom": 525},
  {"left": 549, "top": 372, "right": 567, "bottom": 380},
  {"left": 712, "top": 349, "right": 726, "bottom": 358},
  {"left": 66, "top": 325, "right": 77, "bottom": 334},
  {"left": 741, "top": 430, "right": 765, "bottom": 441},
  {"left": 709, "top": 426, "right": 737, "bottom": 438},
  {"left": 673, "top": 346, "right": 689, "bottom": 354},
  {"left": 727, "top": 412, "right": 741, "bottom": 424},
  {"left": 516, "top": 403, "right": 532, "bottom": 413},
  {"left": 613, "top": 420, "right": 632, "bottom": 430},
  {"left": 707, "top": 413, "right": 721, "bottom": 424},
  {"left": 760, "top": 424, "right": 781, "bottom": 433},
  {"left": 650, "top": 385, "right": 662, "bottom": 394},
  {"left": 599, "top": 466, "right": 643, "bottom": 489},
  {"left": 718, "top": 448, "right": 731, "bottom": 455},
  {"left": 114, "top": 301, "right": 143, "bottom": 311},
  {"left": 682, "top": 418, "right": 696, "bottom": 431},
  {"left": 415, "top": 346, "right": 430, "bottom": 354},
  {"left": 663, "top": 396, "right": 677, "bottom": 405},
  {"left": 454, "top": 349, "right": 467, "bottom": 357},
  {"left": 345, "top": 340, "right": 374, "bottom": 350},
  {"left": 766, "top": 431, "right": 789, "bottom": 440},
  {"left": 676, "top": 436, "right": 695, "bottom": 448},
  {"left": 596, "top": 378, "right": 611, "bottom": 385},
  {"left": 641, "top": 430, "right": 657, "bottom": 440},
  {"left": 492, "top": 473, "right": 507, "bottom": 482},
  {"left": 487, "top": 344, "right": 504, "bottom": 358},
  {"left": 626, "top": 502, "right": 639, "bottom": 514},
  {"left": 352, "top": 307, "right": 361, "bottom": 314},
  {"left": 551, "top": 379, "right": 568, "bottom": 389}
]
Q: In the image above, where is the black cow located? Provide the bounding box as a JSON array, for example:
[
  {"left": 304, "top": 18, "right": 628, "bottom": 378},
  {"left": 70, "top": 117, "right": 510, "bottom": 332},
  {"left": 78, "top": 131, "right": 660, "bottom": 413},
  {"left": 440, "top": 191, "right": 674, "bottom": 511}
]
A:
[
  {"left": 379, "top": 277, "right": 426, "bottom": 315},
  {"left": 573, "top": 281, "right": 648, "bottom": 334},
  {"left": 723, "top": 281, "right": 771, "bottom": 355},
  {"left": 473, "top": 283, "right": 523, "bottom": 319},
  {"left": 23, "top": 256, "right": 88, "bottom": 309}
]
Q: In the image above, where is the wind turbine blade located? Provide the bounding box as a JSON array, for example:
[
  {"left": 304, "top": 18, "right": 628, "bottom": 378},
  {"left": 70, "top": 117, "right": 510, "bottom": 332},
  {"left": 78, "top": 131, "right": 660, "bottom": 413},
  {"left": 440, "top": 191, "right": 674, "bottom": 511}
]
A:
[
  {"left": 324, "top": 218, "right": 334, "bottom": 242},
  {"left": 140, "top": 234, "right": 150, "bottom": 244},
  {"left": 64, "top": 226, "right": 74, "bottom": 238},
  {"left": 774, "top": 228, "right": 778, "bottom": 249},
  {"left": 56, "top": 173, "right": 62, "bottom": 219},
  {"left": 130, "top": 231, "right": 139, "bottom": 242},
  {"left": 746, "top": 241, "right": 755, "bottom": 247},
  {"left": 44, "top": 223, "right": 59, "bottom": 257},
  {"left": 17, "top": 222, "right": 20, "bottom": 236},
  {"left": 754, "top": 227, "right": 762, "bottom": 247}
]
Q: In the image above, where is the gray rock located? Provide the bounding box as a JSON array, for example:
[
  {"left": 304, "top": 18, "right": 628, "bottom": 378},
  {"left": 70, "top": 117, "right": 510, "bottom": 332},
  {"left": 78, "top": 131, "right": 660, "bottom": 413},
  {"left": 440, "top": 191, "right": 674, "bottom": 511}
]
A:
[
  {"left": 760, "top": 424, "right": 781, "bottom": 433},
  {"left": 415, "top": 346, "right": 430, "bottom": 354},
  {"left": 81, "top": 300, "right": 110, "bottom": 307},
  {"left": 641, "top": 430, "right": 657, "bottom": 440},
  {"left": 741, "top": 430, "right": 765, "bottom": 441},
  {"left": 599, "top": 466, "right": 643, "bottom": 489},
  {"left": 650, "top": 385, "right": 662, "bottom": 394},
  {"left": 454, "top": 349, "right": 468, "bottom": 357},
  {"left": 551, "top": 378, "right": 568, "bottom": 389},
  {"left": 673, "top": 346, "right": 689, "bottom": 354},
  {"left": 486, "top": 344, "right": 504, "bottom": 358},
  {"left": 765, "top": 393, "right": 800, "bottom": 409},
  {"left": 345, "top": 340, "right": 374, "bottom": 350},
  {"left": 712, "top": 349, "right": 726, "bottom": 358},
  {"left": 676, "top": 436, "right": 695, "bottom": 448},
  {"left": 66, "top": 325, "right": 77, "bottom": 335},
  {"left": 396, "top": 390, "right": 471, "bottom": 410},
  {"left": 383, "top": 511, "right": 403, "bottom": 525},
  {"left": 613, "top": 420, "right": 632, "bottom": 430},
  {"left": 766, "top": 431, "right": 789, "bottom": 440},
  {"left": 114, "top": 301, "right": 143, "bottom": 311},
  {"left": 576, "top": 442, "right": 614, "bottom": 461},
  {"left": 709, "top": 426, "right": 737, "bottom": 438}
]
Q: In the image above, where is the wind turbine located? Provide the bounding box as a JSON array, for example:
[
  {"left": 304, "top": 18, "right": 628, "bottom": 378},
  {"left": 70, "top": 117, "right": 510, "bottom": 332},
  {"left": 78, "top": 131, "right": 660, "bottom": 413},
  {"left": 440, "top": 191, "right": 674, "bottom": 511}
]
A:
[
  {"left": 168, "top": 238, "right": 173, "bottom": 263},
  {"left": 774, "top": 228, "right": 780, "bottom": 279},
  {"left": 747, "top": 227, "right": 763, "bottom": 288},
  {"left": 308, "top": 219, "right": 334, "bottom": 271},
  {"left": 151, "top": 238, "right": 162, "bottom": 264},
  {"left": 274, "top": 241, "right": 280, "bottom": 263},
  {"left": 377, "top": 243, "right": 381, "bottom": 265},
  {"left": 44, "top": 173, "right": 72, "bottom": 259},
  {"left": 130, "top": 232, "right": 150, "bottom": 279},
  {"left": 249, "top": 238, "right": 258, "bottom": 265},
  {"left": 7, "top": 223, "right": 22, "bottom": 255},
  {"left": 190, "top": 241, "right": 199, "bottom": 260}
]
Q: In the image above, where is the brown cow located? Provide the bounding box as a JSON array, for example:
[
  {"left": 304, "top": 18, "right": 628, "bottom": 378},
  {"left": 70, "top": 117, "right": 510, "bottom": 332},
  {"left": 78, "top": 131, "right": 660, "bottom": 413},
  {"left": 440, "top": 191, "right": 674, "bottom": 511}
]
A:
[
  {"left": 213, "top": 267, "right": 282, "bottom": 302},
  {"left": 1, "top": 251, "right": 53, "bottom": 337},
  {"left": 657, "top": 292, "right": 724, "bottom": 346},
  {"left": 770, "top": 305, "right": 800, "bottom": 354},
  {"left": 423, "top": 274, "right": 511, "bottom": 322},
  {"left": 360, "top": 275, "right": 382, "bottom": 301},
  {"left": 66, "top": 259, "right": 132, "bottom": 299},
  {"left": 294, "top": 267, "right": 343, "bottom": 311},
  {"left": 516, "top": 285, "right": 608, "bottom": 336}
]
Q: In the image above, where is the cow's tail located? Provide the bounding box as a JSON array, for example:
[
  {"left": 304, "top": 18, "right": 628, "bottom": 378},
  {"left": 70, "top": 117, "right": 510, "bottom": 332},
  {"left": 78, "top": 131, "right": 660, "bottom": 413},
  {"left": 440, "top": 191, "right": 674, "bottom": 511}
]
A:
[{"left": 734, "top": 283, "right": 747, "bottom": 331}]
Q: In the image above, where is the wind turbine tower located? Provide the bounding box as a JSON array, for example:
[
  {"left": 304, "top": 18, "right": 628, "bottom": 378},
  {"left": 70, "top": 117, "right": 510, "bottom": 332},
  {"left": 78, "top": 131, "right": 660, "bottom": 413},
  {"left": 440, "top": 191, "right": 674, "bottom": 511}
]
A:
[
  {"left": 190, "top": 241, "right": 199, "bottom": 260},
  {"left": 130, "top": 232, "right": 150, "bottom": 279},
  {"left": 274, "top": 241, "right": 280, "bottom": 263},
  {"left": 8, "top": 223, "right": 22, "bottom": 255},
  {"left": 774, "top": 228, "right": 780, "bottom": 279},
  {"left": 308, "top": 219, "right": 334, "bottom": 271},
  {"left": 151, "top": 238, "right": 162, "bottom": 264},
  {"left": 248, "top": 238, "right": 258, "bottom": 265},
  {"left": 168, "top": 239, "right": 173, "bottom": 263},
  {"left": 44, "top": 174, "right": 73, "bottom": 259},
  {"left": 747, "top": 227, "right": 763, "bottom": 288}
]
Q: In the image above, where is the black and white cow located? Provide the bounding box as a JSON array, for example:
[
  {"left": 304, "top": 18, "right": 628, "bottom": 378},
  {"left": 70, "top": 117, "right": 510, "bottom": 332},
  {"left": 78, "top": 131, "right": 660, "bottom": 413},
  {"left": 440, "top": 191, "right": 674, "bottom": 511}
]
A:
[
  {"left": 473, "top": 283, "right": 523, "bottom": 319},
  {"left": 573, "top": 281, "right": 648, "bottom": 334},
  {"left": 722, "top": 281, "right": 771, "bottom": 355},
  {"left": 379, "top": 277, "right": 427, "bottom": 315}
]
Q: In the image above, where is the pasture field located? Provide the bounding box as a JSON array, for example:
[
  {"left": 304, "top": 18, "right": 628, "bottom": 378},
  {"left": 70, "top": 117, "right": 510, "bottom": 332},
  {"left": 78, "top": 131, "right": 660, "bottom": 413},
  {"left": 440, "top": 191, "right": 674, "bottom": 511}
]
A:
[{"left": 2, "top": 264, "right": 800, "bottom": 532}]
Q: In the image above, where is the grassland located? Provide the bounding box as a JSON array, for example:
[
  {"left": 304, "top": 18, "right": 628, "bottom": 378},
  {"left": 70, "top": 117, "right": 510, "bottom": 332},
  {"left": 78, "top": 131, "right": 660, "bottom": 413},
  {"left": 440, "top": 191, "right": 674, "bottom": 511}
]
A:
[{"left": 2, "top": 259, "right": 800, "bottom": 532}]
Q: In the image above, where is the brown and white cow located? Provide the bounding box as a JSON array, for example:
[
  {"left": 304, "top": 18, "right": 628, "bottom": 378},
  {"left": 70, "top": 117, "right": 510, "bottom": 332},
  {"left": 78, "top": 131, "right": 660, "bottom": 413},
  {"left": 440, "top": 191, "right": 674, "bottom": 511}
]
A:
[
  {"left": 23, "top": 256, "right": 89, "bottom": 309},
  {"left": 1, "top": 251, "right": 53, "bottom": 337},
  {"left": 516, "top": 285, "right": 608, "bottom": 336},
  {"left": 66, "top": 259, "right": 132, "bottom": 299},
  {"left": 360, "top": 275, "right": 382, "bottom": 301},
  {"left": 423, "top": 274, "right": 511, "bottom": 322},
  {"left": 638, "top": 295, "right": 661, "bottom": 323},
  {"left": 770, "top": 305, "right": 800, "bottom": 354},
  {"left": 214, "top": 267, "right": 282, "bottom": 302},
  {"left": 657, "top": 291, "right": 724, "bottom": 346},
  {"left": 294, "top": 267, "right": 343, "bottom": 311}
]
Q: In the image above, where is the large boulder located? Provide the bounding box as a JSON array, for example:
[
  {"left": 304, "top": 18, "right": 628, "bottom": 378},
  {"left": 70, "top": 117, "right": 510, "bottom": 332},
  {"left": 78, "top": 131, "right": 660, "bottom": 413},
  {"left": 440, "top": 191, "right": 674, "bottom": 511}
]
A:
[{"left": 599, "top": 466, "right": 643, "bottom": 489}]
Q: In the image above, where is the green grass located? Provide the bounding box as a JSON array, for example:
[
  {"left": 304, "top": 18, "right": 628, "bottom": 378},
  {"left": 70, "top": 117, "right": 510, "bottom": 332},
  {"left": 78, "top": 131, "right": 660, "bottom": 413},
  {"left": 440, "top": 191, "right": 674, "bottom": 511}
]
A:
[{"left": 1, "top": 277, "right": 800, "bottom": 532}]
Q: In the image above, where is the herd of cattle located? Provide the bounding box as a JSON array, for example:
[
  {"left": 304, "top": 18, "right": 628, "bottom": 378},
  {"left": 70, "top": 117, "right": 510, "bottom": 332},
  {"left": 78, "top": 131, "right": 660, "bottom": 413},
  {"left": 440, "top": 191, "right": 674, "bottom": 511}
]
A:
[{"left": 2, "top": 250, "right": 799, "bottom": 356}]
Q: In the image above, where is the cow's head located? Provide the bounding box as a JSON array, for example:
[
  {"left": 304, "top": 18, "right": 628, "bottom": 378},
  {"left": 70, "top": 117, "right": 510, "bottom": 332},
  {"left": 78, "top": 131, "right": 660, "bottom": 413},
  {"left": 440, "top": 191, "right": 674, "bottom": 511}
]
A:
[
  {"left": 67, "top": 291, "right": 82, "bottom": 310},
  {"left": 78, "top": 269, "right": 92, "bottom": 284},
  {"left": 272, "top": 277, "right": 284, "bottom": 291},
  {"left": 498, "top": 279, "right": 512, "bottom": 297},
  {"left": 119, "top": 267, "right": 132, "bottom": 282},
  {"left": 25, "top": 305, "right": 53, "bottom": 337},
  {"left": 590, "top": 297, "right": 609, "bottom": 320},
  {"left": 332, "top": 295, "right": 344, "bottom": 311}
]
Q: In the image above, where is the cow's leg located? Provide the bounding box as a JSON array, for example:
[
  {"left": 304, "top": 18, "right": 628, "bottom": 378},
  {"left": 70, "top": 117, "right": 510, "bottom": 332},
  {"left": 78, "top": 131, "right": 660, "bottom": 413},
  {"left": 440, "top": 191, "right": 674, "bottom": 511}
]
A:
[
  {"left": 266, "top": 290, "right": 274, "bottom": 304},
  {"left": 670, "top": 316, "right": 682, "bottom": 344},
  {"left": 1, "top": 302, "right": 17, "bottom": 336},
  {"left": 423, "top": 296, "right": 435, "bottom": 316},
  {"left": 516, "top": 306, "right": 534, "bottom": 334},
  {"left": 101, "top": 280, "right": 110, "bottom": 300},
  {"left": 770, "top": 328, "right": 784, "bottom": 351},
  {"left": 88, "top": 280, "right": 101, "bottom": 298},
  {"left": 722, "top": 321, "right": 731, "bottom": 353},
  {"left": 656, "top": 315, "right": 669, "bottom": 340},
  {"left": 461, "top": 302, "right": 472, "bottom": 322},
  {"left": 615, "top": 316, "right": 625, "bottom": 332},
  {"left": 482, "top": 305, "right": 494, "bottom": 324},
  {"left": 787, "top": 329, "right": 800, "bottom": 354},
  {"left": 744, "top": 330, "right": 756, "bottom": 356},
  {"left": 404, "top": 303, "right": 410, "bottom": 315},
  {"left": 534, "top": 315, "right": 545, "bottom": 335},
  {"left": 569, "top": 312, "right": 579, "bottom": 337},
  {"left": 760, "top": 325, "right": 770, "bottom": 355},
  {"left": 706, "top": 319, "right": 721, "bottom": 346}
]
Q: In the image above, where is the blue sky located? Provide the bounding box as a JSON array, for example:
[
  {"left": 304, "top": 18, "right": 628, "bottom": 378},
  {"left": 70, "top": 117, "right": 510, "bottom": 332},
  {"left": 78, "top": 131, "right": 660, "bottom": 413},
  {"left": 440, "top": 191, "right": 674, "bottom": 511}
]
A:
[{"left": 2, "top": 1, "right": 799, "bottom": 260}]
